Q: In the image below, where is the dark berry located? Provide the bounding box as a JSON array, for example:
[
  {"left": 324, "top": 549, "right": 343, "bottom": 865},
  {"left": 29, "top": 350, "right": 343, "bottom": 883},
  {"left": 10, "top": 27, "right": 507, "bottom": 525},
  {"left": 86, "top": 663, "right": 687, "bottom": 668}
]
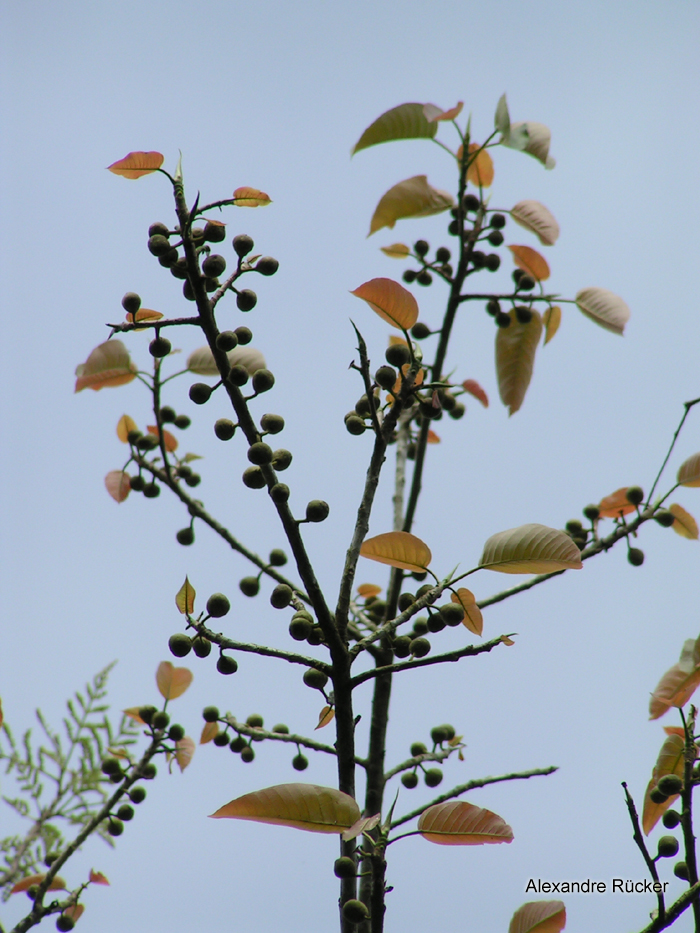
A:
[
  {"left": 256, "top": 257, "right": 279, "bottom": 276},
  {"left": 239, "top": 576, "right": 260, "bottom": 597},
  {"left": 655, "top": 510, "right": 675, "bottom": 527},
  {"left": 142, "top": 482, "right": 160, "bottom": 498},
  {"left": 202, "top": 706, "right": 220, "bottom": 723},
  {"left": 409, "top": 637, "right": 431, "bottom": 657},
  {"left": 233, "top": 234, "right": 254, "bottom": 257},
  {"left": 386, "top": 344, "right": 410, "bottom": 367},
  {"left": 292, "top": 753, "right": 309, "bottom": 771},
  {"left": 216, "top": 331, "right": 238, "bottom": 352},
  {"left": 375, "top": 365, "right": 397, "bottom": 390},
  {"left": 416, "top": 270, "right": 432, "bottom": 286},
  {"left": 270, "top": 584, "right": 293, "bottom": 609},
  {"left": 657, "top": 836, "right": 680, "bottom": 858},
  {"left": 174, "top": 414, "right": 191, "bottom": 429},
  {"left": 583, "top": 505, "right": 600, "bottom": 521},
  {"left": 269, "top": 483, "right": 290, "bottom": 503},
  {"left": 487, "top": 230, "right": 504, "bottom": 247},
  {"left": 306, "top": 500, "right": 329, "bottom": 522},
  {"left": 628, "top": 548, "right": 645, "bottom": 567},
  {"left": 334, "top": 857, "right": 356, "bottom": 879},
  {"left": 217, "top": 655, "right": 238, "bottom": 675},
  {"left": 236, "top": 289, "right": 258, "bottom": 312},
  {"left": 148, "top": 235, "right": 171, "bottom": 257},
  {"left": 435, "top": 247, "right": 451, "bottom": 263},
  {"left": 626, "top": 486, "right": 644, "bottom": 506},
  {"left": 107, "top": 817, "right": 124, "bottom": 836},
  {"left": 303, "top": 668, "right": 329, "bottom": 690},
  {"left": 342, "top": 901, "right": 369, "bottom": 924},
  {"left": 122, "top": 292, "right": 141, "bottom": 314},
  {"left": 346, "top": 415, "right": 366, "bottom": 435},
  {"left": 192, "top": 636, "right": 212, "bottom": 658},
  {"left": 490, "top": 213, "right": 506, "bottom": 229},
  {"left": 289, "top": 616, "right": 312, "bottom": 640},
  {"left": 248, "top": 442, "right": 273, "bottom": 465},
  {"left": 169, "top": 633, "right": 192, "bottom": 657},
  {"left": 202, "top": 254, "right": 226, "bottom": 278},
  {"left": 129, "top": 786, "right": 146, "bottom": 803},
  {"left": 189, "top": 382, "right": 213, "bottom": 405},
  {"left": 176, "top": 527, "right": 195, "bottom": 546},
  {"left": 463, "top": 194, "right": 480, "bottom": 212},
  {"left": 203, "top": 221, "right": 226, "bottom": 243},
  {"left": 242, "top": 466, "right": 265, "bottom": 489},
  {"left": 129, "top": 475, "right": 145, "bottom": 492},
  {"left": 234, "top": 326, "right": 253, "bottom": 345},
  {"left": 519, "top": 274, "right": 536, "bottom": 290},
  {"left": 215, "top": 418, "right": 236, "bottom": 441},
  {"left": 240, "top": 745, "right": 255, "bottom": 762},
  {"left": 403, "top": 269, "right": 417, "bottom": 284},
  {"left": 228, "top": 364, "right": 249, "bottom": 387},
  {"left": 496, "top": 312, "right": 512, "bottom": 328},
  {"left": 485, "top": 253, "right": 501, "bottom": 272},
  {"left": 401, "top": 771, "right": 419, "bottom": 789},
  {"left": 424, "top": 768, "right": 443, "bottom": 787},
  {"left": 515, "top": 306, "right": 533, "bottom": 324},
  {"left": 261, "top": 413, "right": 285, "bottom": 434},
  {"left": 272, "top": 449, "right": 293, "bottom": 471},
  {"left": 414, "top": 240, "right": 429, "bottom": 257},
  {"left": 411, "top": 322, "right": 431, "bottom": 339},
  {"left": 149, "top": 336, "right": 171, "bottom": 358},
  {"left": 252, "top": 369, "right": 275, "bottom": 393}
]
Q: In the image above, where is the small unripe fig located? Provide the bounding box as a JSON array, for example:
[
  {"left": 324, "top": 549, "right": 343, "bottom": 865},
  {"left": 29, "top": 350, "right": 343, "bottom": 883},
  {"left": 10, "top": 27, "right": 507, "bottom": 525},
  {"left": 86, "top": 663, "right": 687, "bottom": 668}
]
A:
[
  {"left": 122, "top": 292, "right": 141, "bottom": 314},
  {"left": 566, "top": 519, "right": 584, "bottom": 534},
  {"left": 248, "top": 442, "right": 273, "bottom": 465},
  {"left": 261, "top": 413, "right": 285, "bottom": 434},
  {"left": 289, "top": 616, "right": 312, "bottom": 640},
  {"left": 192, "top": 636, "right": 212, "bottom": 658},
  {"left": 167, "top": 724, "right": 185, "bottom": 742},
  {"left": 202, "top": 254, "right": 226, "bottom": 278},
  {"left": 392, "top": 635, "right": 412, "bottom": 658},
  {"left": 272, "top": 449, "right": 293, "bottom": 471},
  {"left": 626, "top": 486, "right": 645, "bottom": 506},
  {"left": 386, "top": 344, "right": 411, "bottom": 367},
  {"left": 217, "top": 654, "right": 238, "bottom": 675},
  {"left": 303, "top": 668, "right": 329, "bottom": 690},
  {"left": 306, "top": 500, "right": 330, "bottom": 522},
  {"left": 189, "top": 382, "right": 213, "bottom": 405},
  {"left": 375, "top": 365, "right": 397, "bottom": 390},
  {"left": 431, "top": 725, "right": 450, "bottom": 744},
  {"left": 649, "top": 787, "right": 669, "bottom": 804},
  {"left": 169, "top": 633, "right": 192, "bottom": 657},
  {"left": 662, "top": 809, "right": 682, "bottom": 829},
  {"left": 403, "top": 269, "right": 417, "bottom": 284},
  {"left": 176, "top": 527, "right": 195, "bottom": 546},
  {"left": 270, "top": 584, "right": 293, "bottom": 609},
  {"left": 658, "top": 774, "right": 683, "bottom": 795},
  {"left": 448, "top": 219, "right": 459, "bottom": 235},
  {"left": 440, "top": 603, "right": 465, "bottom": 627},
  {"left": 583, "top": 504, "right": 600, "bottom": 521},
  {"left": 246, "top": 714, "right": 264, "bottom": 728},
  {"left": 411, "top": 322, "right": 431, "bottom": 339},
  {"left": 427, "top": 613, "right": 446, "bottom": 633},
  {"left": 334, "top": 856, "right": 356, "bottom": 879},
  {"left": 204, "top": 593, "right": 230, "bottom": 619},
  {"left": 628, "top": 547, "right": 645, "bottom": 567},
  {"left": 518, "top": 273, "right": 536, "bottom": 290},
  {"left": 229, "top": 735, "right": 247, "bottom": 753},
  {"left": 515, "top": 306, "right": 532, "bottom": 324},
  {"left": 490, "top": 213, "right": 506, "bottom": 229},
  {"left": 56, "top": 914, "right": 76, "bottom": 931},
  {"left": 487, "top": 229, "right": 504, "bottom": 247},
  {"left": 449, "top": 401, "right": 466, "bottom": 419},
  {"left": 214, "top": 418, "right": 236, "bottom": 441},
  {"left": 252, "top": 369, "right": 275, "bottom": 394},
  {"left": 416, "top": 270, "right": 432, "bottom": 286},
  {"left": 192, "top": 227, "right": 205, "bottom": 244},
  {"left": 412, "top": 617, "right": 429, "bottom": 636},
  {"left": 174, "top": 414, "right": 191, "bottom": 429},
  {"left": 216, "top": 331, "right": 238, "bottom": 352},
  {"left": 152, "top": 710, "right": 170, "bottom": 730},
  {"left": 136, "top": 434, "right": 159, "bottom": 451},
  {"left": 342, "top": 900, "right": 369, "bottom": 924},
  {"left": 129, "top": 786, "right": 147, "bottom": 803},
  {"left": 485, "top": 253, "right": 501, "bottom": 272},
  {"left": 240, "top": 745, "right": 255, "bottom": 762},
  {"left": 398, "top": 592, "right": 415, "bottom": 611},
  {"left": 655, "top": 510, "right": 676, "bottom": 527},
  {"left": 292, "top": 753, "right": 309, "bottom": 771},
  {"left": 435, "top": 246, "right": 451, "bottom": 263},
  {"left": 307, "top": 625, "right": 324, "bottom": 645},
  {"left": 239, "top": 576, "right": 260, "bottom": 597},
  {"left": 213, "top": 733, "right": 230, "bottom": 747},
  {"left": 141, "top": 763, "right": 157, "bottom": 779},
  {"left": 256, "top": 256, "right": 279, "bottom": 276},
  {"left": 409, "top": 637, "right": 431, "bottom": 658},
  {"left": 233, "top": 234, "right": 254, "bottom": 257},
  {"left": 410, "top": 742, "right": 428, "bottom": 757},
  {"left": 346, "top": 415, "right": 366, "bottom": 435},
  {"left": 236, "top": 289, "right": 258, "bottom": 312},
  {"left": 486, "top": 298, "right": 501, "bottom": 316},
  {"left": 203, "top": 221, "right": 226, "bottom": 243},
  {"left": 272, "top": 724, "right": 289, "bottom": 733},
  {"left": 463, "top": 193, "right": 480, "bottom": 212},
  {"left": 202, "top": 706, "right": 220, "bottom": 722},
  {"left": 414, "top": 239, "right": 429, "bottom": 257},
  {"left": 657, "top": 835, "right": 680, "bottom": 858},
  {"left": 148, "top": 234, "right": 171, "bottom": 257},
  {"left": 227, "top": 364, "right": 249, "bottom": 387},
  {"left": 496, "top": 311, "right": 512, "bottom": 328},
  {"left": 129, "top": 475, "right": 145, "bottom": 492},
  {"left": 424, "top": 768, "right": 443, "bottom": 787},
  {"left": 270, "top": 483, "right": 290, "bottom": 503},
  {"left": 242, "top": 466, "right": 266, "bottom": 489},
  {"left": 401, "top": 771, "right": 419, "bottom": 789},
  {"left": 149, "top": 336, "right": 172, "bottom": 358},
  {"left": 170, "top": 257, "right": 189, "bottom": 279},
  {"left": 234, "top": 326, "right": 253, "bottom": 345},
  {"left": 101, "top": 756, "right": 122, "bottom": 775},
  {"left": 674, "top": 861, "right": 690, "bottom": 880}
]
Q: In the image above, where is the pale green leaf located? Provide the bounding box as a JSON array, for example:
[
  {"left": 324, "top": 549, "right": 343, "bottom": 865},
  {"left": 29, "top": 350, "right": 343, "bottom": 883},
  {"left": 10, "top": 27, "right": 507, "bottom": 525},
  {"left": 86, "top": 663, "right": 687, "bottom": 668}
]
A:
[
  {"left": 352, "top": 103, "right": 437, "bottom": 155},
  {"left": 480, "top": 523, "right": 583, "bottom": 574}
]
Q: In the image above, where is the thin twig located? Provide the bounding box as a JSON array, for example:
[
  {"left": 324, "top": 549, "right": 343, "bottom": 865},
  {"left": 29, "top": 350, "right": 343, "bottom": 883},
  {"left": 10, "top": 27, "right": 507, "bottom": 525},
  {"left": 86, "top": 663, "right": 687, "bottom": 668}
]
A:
[{"left": 622, "top": 783, "right": 665, "bottom": 922}]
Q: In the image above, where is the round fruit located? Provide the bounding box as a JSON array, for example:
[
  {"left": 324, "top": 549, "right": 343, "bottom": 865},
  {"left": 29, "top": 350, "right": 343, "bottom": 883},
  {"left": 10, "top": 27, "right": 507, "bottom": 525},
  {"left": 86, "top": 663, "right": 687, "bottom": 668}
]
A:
[
  {"left": 342, "top": 900, "right": 369, "bottom": 924},
  {"left": 174, "top": 414, "right": 191, "bottom": 429},
  {"left": 485, "top": 253, "right": 501, "bottom": 272},
  {"left": 233, "top": 234, "right": 254, "bottom": 257},
  {"left": 149, "top": 336, "right": 172, "bottom": 358},
  {"left": 424, "top": 768, "right": 443, "bottom": 787},
  {"left": 655, "top": 510, "right": 675, "bottom": 527},
  {"left": 414, "top": 240, "right": 429, "bottom": 257},
  {"left": 189, "top": 382, "right": 213, "bottom": 405},
  {"left": 334, "top": 857, "right": 356, "bottom": 879},
  {"left": 486, "top": 298, "right": 500, "bottom": 316},
  {"left": 375, "top": 365, "right": 397, "bottom": 390},
  {"left": 122, "top": 292, "right": 141, "bottom": 314},
  {"left": 129, "top": 786, "right": 146, "bottom": 804},
  {"left": 463, "top": 193, "right": 480, "bottom": 212},
  {"left": 129, "top": 475, "right": 145, "bottom": 492},
  {"left": 435, "top": 246, "right": 451, "bottom": 263},
  {"left": 203, "top": 221, "right": 226, "bottom": 243},
  {"left": 234, "top": 326, "right": 253, "bottom": 345},
  {"left": 649, "top": 787, "right": 669, "bottom": 804},
  {"left": 449, "top": 402, "right": 466, "bottom": 419},
  {"left": 628, "top": 548, "right": 645, "bottom": 567},
  {"left": 515, "top": 306, "right": 532, "bottom": 324},
  {"left": 403, "top": 269, "right": 417, "bottom": 284},
  {"left": 252, "top": 369, "right": 275, "bottom": 393},
  {"left": 240, "top": 745, "right": 255, "bottom": 763},
  {"left": 270, "top": 483, "right": 290, "bottom": 503},
  {"left": 236, "top": 289, "right": 258, "bottom": 312},
  {"left": 490, "top": 213, "right": 506, "bottom": 229},
  {"left": 303, "top": 668, "right": 329, "bottom": 690},
  {"left": 101, "top": 756, "right": 121, "bottom": 775},
  {"left": 152, "top": 711, "right": 169, "bottom": 730},
  {"left": 202, "top": 254, "right": 226, "bottom": 278},
  {"left": 306, "top": 500, "right": 330, "bottom": 522},
  {"left": 141, "top": 763, "right": 157, "bottom": 780},
  {"left": 206, "top": 593, "right": 231, "bottom": 618},
  {"left": 256, "top": 256, "right": 279, "bottom": 276},
  {"left": 246, "top": 714, "right": 264, "bottom": 728},
  {"left": 192, "top": 636, "right": 212, "bottom": 658},
  {"left": 410, "top": 742, "right": 427, "bottom": 757},
  {"left": 289, "top": 617, "right": 312, "bottom": 641},
  {"left": 392, "top": 635, "right": 412, "bottom": 658},
  {"left": 214, "top": 418, "right": 236, "bottom": 441},
  {"left": 269, "top": 548, "right": 287, "bottom": 566},
  {"left": 662, "top": 810, "right": 682, "bottom": 829},
  {"left": 213, "top": 733, "right": 229, "bottom": 747},
  {"left": 242, "top": 467, "right": 265, "bottom": 489},
  {"left": 148, "top": 234, "right": 171, "bottom": 257},
  {"left": 427, "top": 613, "right": 446, "bottom": 633},
  {"left": 583, "top": 504, "right": 600, "bottom": 521},
  {"left": 431, "top": 725, "right": 449, "bottom": 744},
  {"left": 496, "top": 311, "right": 512, "bottom": 328},
  {"left": 626, "top": 486, "right": 644, "bottom": 506},
  {"left": 239, "top": 576, "right": 260, "bottom": 597},
  {"left": 169, "top": 633, "right": 192, "bottom": 657},
  {"left": 272, "top": 449, "right": 293, "bottom": 471},
  {"left": 228, "top": 365, "right": 249, "bottom": 387},
  {"left": 411, "top": 322, "right": 431, "bottom": 339},
  {"left": 346, "top": 415, "right": 366, "bottom": 435},
  {"left": 176, "top": 527, "right": 195, "bottom": 546},
  {"left": 170, "top": 258, "right": 189, "bottom": 279},
  {"left": 272, "top": 724, "right": 289, "bottom": 733},
  {"left": 401, "top": 771, "right": 419, "bottom": 789},
  {"left": 248, "top": 442, "right": 273, "bottom": 465},
  {"left": 658, "top": 774, "right": 683, "bottom": 795},
  {"left": 657, "top": 836, "right": 680, "bottom": 858},
  {"left": 217, "top": 655, "right": 238, "bottom": 675},
  {"left": 448, "top": 219, "right": 459, "bottom": 236},
  {"left": 416, "top": 270, "right": 432, "bottom": 286},
  {"left": 270, "top": 584, "right": 293, "bottom": 609},
  {"left": 202, "top": 706, "right": 220, "bottom": 723},
  {"left": 216, "top": 331, "right": 238, "bottom": 352},
  {"left": 412, "top": 617, "right": 429, "bottom": 636},
  {"left": 261, "top": 413, "right": 285, "bottom": 435},
  {"left": 386, "top": 344, "right": 411, "bottom": 367},
  {"left": 56, "top": 915, "right": 76, "bottom": 931},
  {"left": 674, "top": 861, "right": 690, "bottom": 880},
  {"left": 138, "top": 706, "right": 156, "bottom": 724},
  {"left": 409, "top": 637, "right": 431, "bottom": 658},
  {"left": 107, "top": 817, "right": 124, "bottom": 836},
  {"left": 292, "top": 753, "right": 309, "bottom": 771},
  {"left": 229, "top": 736, "right": 247, "bottom": 752},
  {"left": 487, "top": 230, "right": 504, "bottom": 247},
  {"left": 398, "top": 592, "right": 415, "bottom": 611},
  {"left": 440, "top": 604, "right": 465, "bottom": 626},
  {"left": 519, "top": 274, "right": 536, "bottom": 291}
]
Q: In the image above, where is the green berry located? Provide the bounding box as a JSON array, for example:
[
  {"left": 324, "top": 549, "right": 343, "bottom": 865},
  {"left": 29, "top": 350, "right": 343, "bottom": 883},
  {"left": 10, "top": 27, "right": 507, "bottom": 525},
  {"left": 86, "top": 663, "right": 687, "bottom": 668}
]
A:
[
  {"left": 628, "top": 548, "right": 645, "bottom": 567},
  {"left": 439, "top": 604, "right": 465, "bottom": 627},
  {"left": 375, "top": 365, "right": 397, "bottom": 390},
  {"left": 272, "top": 723, "right": 289, "bottom": 733},
  {"left": 496, "top": 311, "right": 512, "bottom": 328},
  {"left": 138, "top": 706, "right": 156, "bottom": 724},
  {"left": 142, "top": 481, "right": 160, "bottom": 499},
  {"left": 392, "top": 635, "right": 412, "bottom": 658},
  {"left": 117, "top": 802, "right": 136, "bottom": 821},
  {"left": 207, "top": 593, "right": 231, "bottom": 618},
  {"left": 140, "top": 763, "right": 157, "bottom": 780},
  {"left": 334, "top": 857, "right": 356, "bottom": 879},
  {"left": 403, "top": 269, "right": 417, "bottom": 284},
  {"left": 306, "top": 500, "right": 329, "bottom": 522},
  {"left": 401, "top": 771, "right": 419, "bottom": 789},
  {"left": 56, "top": 915, "right": 76, "bottom": 931},
  {"left": 216, "top": 331, "right": 238, "bottom": 352},
  {"left": 169, "top": 633, "right": 192, "bottom": 657},
  {"left": 240, "top": 745, "right": 255, "bottom": 762},
  {"left": 583, "top": 504, "right": 600, "bottom": 521},
  {"left": 424, "top": 768, "right": 443, "bottom": 787},
  {"left": 674, "top": 861, "right": 690, "bottom": 880},
  {"left": 655, "top": 510, "right": 675, "bottom": 527},
  {"left": 435, "top": 247, "right": 451, "bottom": 263},
  {"left": 409, "top": 637, "right": 431, "bottom": 658},
  {"left": 515, "top": 306, "right": 532, "bottom": 324},
  {"left": 174, "top": 414, "right": 191, "bottom": 429},
  {"left": 292, "top": 753, "right": 309, "bottom": 771},
  {"left": 256, "top": 256, "right": 279, "bottom": 276},
  {"left": 233, "top": 234, "right": 254, "bottom": 257},
  {"left": 228, "top": 364, "right": 249, "bottom": 387},
  {"left": 234, "top": 326, "right": 253, "bottom": 345},
  {"left": 202, "top": 706, "right": 220, "bottom": 723},
  {"left": 214, "top": 418, "right": 236, "bottom": 441},
  {"left": 346, "top": 415, "right": 366, "bottom": 435},
  {"left": 431, "top": 725, "right": 450, "bottom": 744},
  {"left": 490, "top": 213, "right": 506, "bottom": 229},
  {"left": 152, "top": 711, "right": 169, "bottom": 730},
  {"left": 192, "top": 636, "right": 212, "bottom": 658},
  {"left": 129, "top": 786, "right": 146, "bottom": 804},
  {"left": 290, "top": 616, "right": 312, "bottom": 641},
  {"left": 485, "top": 253, "right": 501, "bottom": 272},
  {"left": 148, "top": 234, "right": 171, "bottom": 257},
  {"left": 342, "top": 900, "right": 369, "bottom": 924},
  {"left": 397, "top": 592, "right": 415, "bottom": 611},
  {"left": 202, "top": 254, "right": 226, "bottom": 278},
  {"left": 414, "top": 240, "right": 429, "bottom": 257},
  {"left": 657, "top": 836, "right": 680, "bottom": 858},
  {"left": 184, "top": 472, "right": 201, "bottom": 488},
  {"left": 217, "top": 655, "right": 238, "bottom": 675},
  {"left": 246, "top": 714, "right": 264, "bottom": 728},
  {"left": 649, "top": 787, "right": 669, "bottom": 804},
  {"left": 662, "top": 810, "right": 682, "bottom": 829},
  {"left": 213, "top": 733, "right": 230, "bottom": 747},
  {"left": 268, "top": 548, "right": 287, "bottom": 566},
  {"left": 121, "top": 292, "right": 141, "bottom": 315},
  {"left": 410, "top": 742, "right": 427, "bottom": 757},
  {"left": 176, "top": 527, "right": 195, "bottom": 546},
  {"left": 203, "top": 221, "right": 226, "bottom": 243},
  {"left": 565, "top": 520, "right": 584, "bottom": 534},
  {"left": 229, "top": 736, "right": 247, "bottom": 752},
  {"left": 189, "top": 382, "right": 213, "bottom": 405},
  {"left": 239, "top": 576, "right": 260, "bottom": 597},
  {"left": 487, "top": 229, "right": 504, "bottom": 247},
  {"left": 449, "top": 402, "right": 466, "bottom": 419},
  {"left": 242, "top": 466, "right": 266, "bottom": 489},
  {"left": 248, "top": 442, "right": 273, "bottom": 465},
  {"left": 386, "top": 344, "right": 410, "bottom": 367},
  {"left": 107, "top": 817, "right": 124, "bottom": 836},
  {"left": 518, "top": 274, "right": 536, "bottom": 290},
  {"left": 270, "top": 584, "right": 293, "bottom": 609},
  {"left": 129, "top": 475, "right": 145, "bottom": 491},
  {"left": 658, "top": 774, "right": 683, "bottom": 795},
  {"left": 463, "top": 193, "right": 480, "bottom": 212},
  {"left": 416, "top": 270, "right": 432, "bottom": 286},
  {"left": 412, "top": 617, "right": 429, "bottom": 636},
  {"left": 261, "top": 413, "right": 285, "bottom": 435},
  {"left": 252, "top": 369, "right": 275, "bottom": 393},
  {"left": 270, "top": 483, "right": 290, "bottom": 503},
  {"left": 626, "top": 486, "right": 644, "bottom": 506},
  {"left": 101, "top": 756, "right": 122, "bottom": 775},
  {"left": 427, "top": 613, "right": 446, "bottom": 633},
  {"left": 307, "top": 626, "right": 323, "bottom": 646},
  {"left": 236, "top": 289, "right": 258, "bottom": 312},
  {"left": 411, "top": 322, "right": 431, "bottom": 339},
  {"left": 272, "top": 448, "right": 293, "bottom": 471},
  {"left": 303, "top": 668, "right": 329, "bottom": 690}
]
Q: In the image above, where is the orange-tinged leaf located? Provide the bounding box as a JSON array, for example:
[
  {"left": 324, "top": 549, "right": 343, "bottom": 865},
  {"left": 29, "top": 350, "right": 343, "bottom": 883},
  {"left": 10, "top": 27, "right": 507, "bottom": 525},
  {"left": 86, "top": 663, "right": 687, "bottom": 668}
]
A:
[
  {"left": 117, "top": 414, "right": 138, "bottom": 442},
  {"left": 351, "top": 278, "right": 418, "bottom": 330},
  {"left": 89, "top": 869, "right": 109, "bottom": 885},
  {"left": 451, "top": 589, "right": 483, "bottom": 636},
  {"left": 501, "top": 635, "right": 516, "bottom": 646},
  {"left": 175, "top": 577, "right": 195, "bottom": 615},
  {"left": 126, "top": 308, "right": 163, "bottom": 327},
  {"left": 175, "top": 736, "right": 195, "bottom": 771},
  {"left": 233, "top": 186, "right": 271, "bottom": 207},
  {"left": 678, "top": 453, "right": 700, "bottom": 487},
  {"left": 391, "top": 363, "right": 424, "bottom": 396},
  {"left": 11, "top": 874, "right": 66, "bottom": 894},
  {"left": 495, "top": 310, "right": 543, "bottom": 415},
  {"left": 418, "top": 801, "right": 513, "bottom": 845},
  {"left": 107, "top": 151, "right": 164, "bottom": 179},
  {"left": 461, "top": 379, "right": 488, "bottom": 408},
  {"left": 650, "top": 637, "right": 700, "bottom": 719},
  {"left": 669, "top": 503, "right": 699, "bottom": 539},
  {"left": 380, "top": 243, "right": 411, "bottom": 259},
  {"left": 576, "top": 288, "right": 630, "bottom": 335},
  {"left": 480, "top": 523, "right": 583, "bottom": 574},
  {"left": 315, "top": 706, "right": 335, "bottom": 730},
  {"left": 510, "top": 200, "right": 560, "bottom": 246},
  {"left": 423, "top": 101, "right": 464, "bottom": 122},
  {"left": 509, "top": 900, "right": 566, "bottom": 933},
  {"left": 642, "top": 734, "right": 685, "bottom": 834},
  {"left": 508, "top": 245, "right": 550, "bottom": 281},
  {"left": 156, "top": 661, "right": 193, "bottom": 700},
  {"left": 360, "top": 531, "right": 432, "bottom": 572},
  {"left": 210, "top": 783, "right": 360, "bottom": 834},
  {"left": 357, "top": 583, "right": 382, "bottom": 598},
  {"left": 352, "top": 103, "right": 437, "bottom": 155},
  {"left": 64, "top": 905, "right": 85, "bottom": 922},
  {"left": 597, "top": 487, "right": 636, "bottom": 518},
  {"left": 147, "top": 425, "right": 178, "bottom": 453},
  {"left": 342, "top": 813, "right": 381, "bottom": 842},
  {"left": 75, "top": 340, "right": 137, "bottom": 392},
  {"left": 388, "top": 335, "right": 409, "bottom": 347},
  {"left": 123, "top": 707, "right": 146, "bottom": 724},
  {"left": 368, "top": 175, "right": 453, "bottom": 236},
  {"left": 426, "top": 429, "right": 441, "bottom": 444},
  {"left": 200, "top": 721, "right": 219, "bottom": 744},
  {"left": 104, "top": 470, "right": 130, "bottom": 503},
  {"left": 466, "top": 143, "right": 494, "bottom": 188},
  {"left": 664, "top": 726, "right": 686, "bottom": 738},
  {"left": 542, "top": 306, "right": 561, "bottom": 345}
]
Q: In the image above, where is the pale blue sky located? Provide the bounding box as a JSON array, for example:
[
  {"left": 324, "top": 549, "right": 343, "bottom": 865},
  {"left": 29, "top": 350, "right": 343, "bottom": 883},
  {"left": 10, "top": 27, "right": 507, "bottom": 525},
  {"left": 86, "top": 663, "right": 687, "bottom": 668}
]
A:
[{"left": 2, "top": 2, "right": 700, "bottom": 930}]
